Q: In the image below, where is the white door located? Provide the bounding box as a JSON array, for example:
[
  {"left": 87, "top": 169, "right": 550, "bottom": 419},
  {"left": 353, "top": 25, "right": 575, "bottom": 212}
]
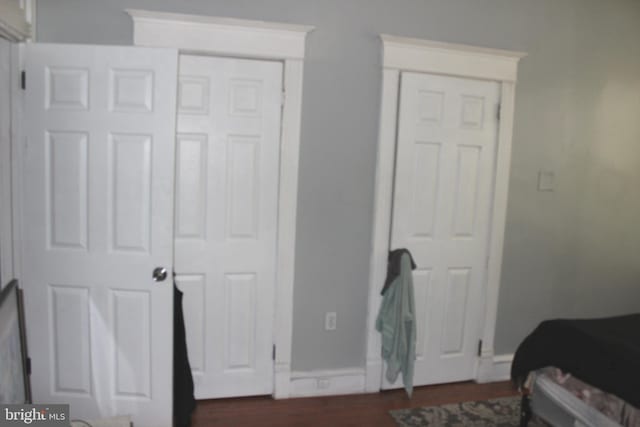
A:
[
  {"left": 21, "top": 43, "right": 178, "bottom": 426},
  {"left": 385, "top": 72, "right": 500, "bottom": 387},
  {"left": 174, "top": 55, "right": 283, "bottom": 398}
]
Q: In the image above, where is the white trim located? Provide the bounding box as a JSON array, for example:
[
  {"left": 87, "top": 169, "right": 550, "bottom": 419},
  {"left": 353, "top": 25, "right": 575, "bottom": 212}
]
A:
[
  {"left": 479, "top": 82, "right": 517, "bottom": 368},
  {"left": 0, "top": 39, "right": 13, "bottom": 286},
  {"left": 129, "top": 10, "right": 312, "bottom": 400},
  {"left": 0, "top": 0, "right": 34, "bottom": 42},
  {"left": 365, "top": 35, "right": 525, "bottom": 391},
  {"left": 381, "top": 34, "right": 525, "bottom": 82},
  {"left": 272, "top": 58, "right": 305, "bottom": 400},
  {"left": 10, "top": 44, "right": 23, "bottom": 286},
  {"left": 0, "top": 19, "right": 23, "bottom": 42},
  {"left": 24, "top": 0, "right": 36, "bottom": 41},
  {"left": 477, "top": 354, "right": 514, "bottom": 383},
  {"left": 127, "top": 9, "right": 313, "bottom": 60},
  {"left": 290, "top": 368, "right": 366, "bottom": 398},
  {"left": 365, "top": 67, "right": 399, "bottom": 393}
]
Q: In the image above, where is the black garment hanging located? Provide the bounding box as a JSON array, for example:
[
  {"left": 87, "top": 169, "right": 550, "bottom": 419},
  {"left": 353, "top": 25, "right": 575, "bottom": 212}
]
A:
[
  {"left": 174, "top": 282, "right": 196, "bottom": 427},
  {"left": 381, "top": 248, "right": 417, "bottom": 295}
]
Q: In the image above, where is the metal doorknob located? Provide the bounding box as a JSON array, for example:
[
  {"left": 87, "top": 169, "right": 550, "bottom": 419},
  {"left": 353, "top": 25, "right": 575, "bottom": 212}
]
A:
[{"left": 153, "top": 267, "right": 168, "bottom": 282}]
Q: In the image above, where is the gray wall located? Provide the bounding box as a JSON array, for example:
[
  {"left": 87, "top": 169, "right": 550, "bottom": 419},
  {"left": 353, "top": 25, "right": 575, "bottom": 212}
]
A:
[{"left": 36, "top": 0, "right": 640, "bottom": 369}]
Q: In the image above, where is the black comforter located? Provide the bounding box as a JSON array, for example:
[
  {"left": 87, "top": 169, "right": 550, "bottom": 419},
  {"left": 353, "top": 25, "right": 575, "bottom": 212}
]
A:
[{"left": 511, "top": 313, "right": 640, "bottom": 409}]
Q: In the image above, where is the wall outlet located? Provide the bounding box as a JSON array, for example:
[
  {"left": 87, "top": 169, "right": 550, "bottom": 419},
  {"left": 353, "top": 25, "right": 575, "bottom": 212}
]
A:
[
  {"left": 325, "top": 312, "right": 337, "bottom": 331},
  {"left": 317, "top": 378, "right": 331, "bottom": 389}
]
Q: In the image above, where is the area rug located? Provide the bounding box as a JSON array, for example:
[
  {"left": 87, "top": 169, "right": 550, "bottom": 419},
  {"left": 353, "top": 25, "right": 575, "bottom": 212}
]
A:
[{"left": 390, "top": 396, "right": 549, "bottom": 427}]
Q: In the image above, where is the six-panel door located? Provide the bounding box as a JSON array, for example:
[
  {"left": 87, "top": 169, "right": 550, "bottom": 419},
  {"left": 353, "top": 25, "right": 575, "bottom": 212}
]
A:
[
  {"left": 22, "top": 43, "right": 178, "bottom": 426},
  {"left": 174, "top": 55, "right": 283, "bottom": 398},
  {"left": 385, "top": 72, "right": 501, "bottom": 388}
]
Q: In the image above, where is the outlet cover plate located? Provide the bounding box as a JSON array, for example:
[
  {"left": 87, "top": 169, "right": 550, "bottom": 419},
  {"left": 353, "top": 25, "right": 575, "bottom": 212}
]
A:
[{"left": 325, "top": 312, "right": 337, "bottom": 331}]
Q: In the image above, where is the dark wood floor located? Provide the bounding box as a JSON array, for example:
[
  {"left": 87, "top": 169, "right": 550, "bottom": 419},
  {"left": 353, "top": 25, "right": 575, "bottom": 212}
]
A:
[{"left": 192, "top": 381, "right": 518, "bottom": 426}]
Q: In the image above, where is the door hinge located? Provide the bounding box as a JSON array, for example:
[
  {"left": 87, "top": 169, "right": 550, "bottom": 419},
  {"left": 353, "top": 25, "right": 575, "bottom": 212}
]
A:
[
  {"left": 477, "top": 340, "right": 483, "bottom": 357},
  {"left": 281, "top": 90, "right": 286, "bottom": 106},
  {"left": 272, "top": 345, "right": 276, "bottom": 361},
  {"left": 21, "top": 70, "right": 26, "bottom": 90},
  {"left": 497, "top": 104, "right": 501, "bottom": 121}
]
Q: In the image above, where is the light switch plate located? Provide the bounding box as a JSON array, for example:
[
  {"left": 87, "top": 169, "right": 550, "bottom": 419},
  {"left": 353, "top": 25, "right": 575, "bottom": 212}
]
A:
[{"left": 538, "top": 170, "right": 555, "bottom": 192}]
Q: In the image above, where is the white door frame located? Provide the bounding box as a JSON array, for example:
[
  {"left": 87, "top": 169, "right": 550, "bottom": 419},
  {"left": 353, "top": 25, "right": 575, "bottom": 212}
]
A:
[
  {"left": 0, "top": 39, "right": 14, "bottom": 287},
  {"left": 1, "top": 0, "right": 34, "bottom": 288},
  {"left": 365, "top": 34, "right": 526, "bottom": 391},
  {"left": 0, "top": 0, "right": 35, "bottom": 41},
  {"left": 127, "top": 9, "right": 313, "bottom": 399}
]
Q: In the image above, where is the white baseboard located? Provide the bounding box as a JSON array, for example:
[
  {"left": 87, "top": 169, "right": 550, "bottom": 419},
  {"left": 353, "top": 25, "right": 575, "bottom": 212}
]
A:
[
  {"left": 364, "top": 359, "right": 382, "bottom": 393},
  {"left": 273, "top": 362, "right": 291, "bottom": 399},
  {"left": 477, "top": 354, "right": 514, "bottom": 383},
  {"left": 491, "top": 354, "right": 514, "bottom": 381},
  {"left": 287, "top": 355, "right": 512, "bottom": 398},
  {"left": 289, "top": 368, "right": 366, "bottom": 398}
]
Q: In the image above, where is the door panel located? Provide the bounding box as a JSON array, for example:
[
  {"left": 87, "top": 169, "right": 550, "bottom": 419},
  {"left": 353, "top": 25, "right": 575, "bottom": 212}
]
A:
[
  {"left": 385, "top": 72, "right": 500, "bottom": 388},
  {"left": 22, "top": 43, "right": 177, "bottom": 426},
  {"left": 174, "top": 55, "right": 283, "bottom": 398}
]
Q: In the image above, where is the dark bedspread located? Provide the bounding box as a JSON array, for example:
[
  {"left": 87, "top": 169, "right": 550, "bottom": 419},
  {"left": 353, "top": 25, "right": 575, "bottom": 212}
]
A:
[{"left": 511, "top": 313, "right": 640, "bottom": 409}]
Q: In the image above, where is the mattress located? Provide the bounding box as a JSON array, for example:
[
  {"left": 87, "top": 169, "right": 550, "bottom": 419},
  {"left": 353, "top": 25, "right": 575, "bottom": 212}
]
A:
[
  {"left": 512, "top": 314, "right": 640, "bottom": 409},
  {"left": 529, "top": 368, "right": 640, "bottom": 427}
]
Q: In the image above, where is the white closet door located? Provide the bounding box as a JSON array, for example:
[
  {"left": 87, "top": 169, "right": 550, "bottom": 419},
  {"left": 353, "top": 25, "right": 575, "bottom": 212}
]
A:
[
  {"left": 22, "top": 43, "right": 177, "bottom": 426},
  {"left": 386, "top": 72, "right": 500, "bottom": 387},
  {"left": 174, "top": 55, "right": 283, "bottom": 398}
]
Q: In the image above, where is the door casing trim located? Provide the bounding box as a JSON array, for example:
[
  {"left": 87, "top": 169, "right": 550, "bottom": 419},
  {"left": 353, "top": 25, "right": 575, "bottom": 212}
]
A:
[{"left": 128, "top": 9, "right": 313, "bottom": 399}]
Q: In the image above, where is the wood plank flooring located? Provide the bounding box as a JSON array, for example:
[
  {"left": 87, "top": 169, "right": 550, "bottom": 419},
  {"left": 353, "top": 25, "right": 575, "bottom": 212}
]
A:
[{"left": 192, "top": 381, "right": 518, "bottom": 426}]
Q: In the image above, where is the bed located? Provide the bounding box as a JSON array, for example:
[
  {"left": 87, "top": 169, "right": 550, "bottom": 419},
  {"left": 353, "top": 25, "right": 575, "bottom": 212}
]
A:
[{"left": 511, "top": 314, "right": 640, "bottom": 427}]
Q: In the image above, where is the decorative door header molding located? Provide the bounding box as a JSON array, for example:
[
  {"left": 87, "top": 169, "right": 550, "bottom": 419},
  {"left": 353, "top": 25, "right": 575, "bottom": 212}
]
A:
[
  {"left": 381, "top": 34, "right": 526, "bottom": 82},
  {"left": 127, "top": 9, "right": 313, "bottom": 60}
]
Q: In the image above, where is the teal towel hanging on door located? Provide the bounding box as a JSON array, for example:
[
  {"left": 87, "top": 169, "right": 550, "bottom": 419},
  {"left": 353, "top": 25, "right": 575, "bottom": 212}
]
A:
[{"left": 376, "top": 252, "right": 416, "bottom": 397}]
